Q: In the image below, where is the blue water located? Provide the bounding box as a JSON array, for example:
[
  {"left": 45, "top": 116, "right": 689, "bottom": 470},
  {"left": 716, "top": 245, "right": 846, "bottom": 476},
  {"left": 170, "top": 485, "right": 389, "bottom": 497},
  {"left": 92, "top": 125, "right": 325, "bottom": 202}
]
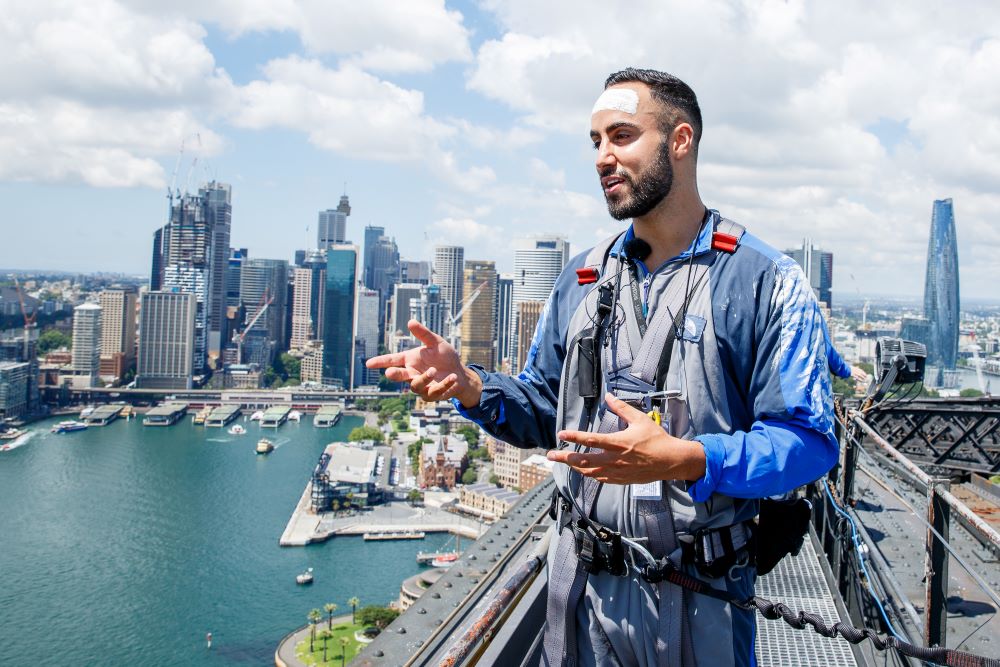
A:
[{"left": 0, "top": 414, "right": 450, "bottom": 666}]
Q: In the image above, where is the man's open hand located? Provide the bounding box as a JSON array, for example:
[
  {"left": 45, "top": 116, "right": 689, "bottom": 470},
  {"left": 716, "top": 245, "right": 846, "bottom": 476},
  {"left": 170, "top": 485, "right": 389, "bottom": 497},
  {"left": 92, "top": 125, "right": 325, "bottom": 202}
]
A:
[
  {"left": 547, "top": 394, "right": 706, "bottom": 484},
  {"left": 365, "top": 319, "right": 483, "bottom": 407}
]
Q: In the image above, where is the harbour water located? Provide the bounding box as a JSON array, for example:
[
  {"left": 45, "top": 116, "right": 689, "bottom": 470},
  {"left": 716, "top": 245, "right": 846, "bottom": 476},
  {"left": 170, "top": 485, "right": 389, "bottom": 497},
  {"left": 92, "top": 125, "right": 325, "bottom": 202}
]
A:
[{"left": 0, "top": 414, "right": 451, "bottom": 666}]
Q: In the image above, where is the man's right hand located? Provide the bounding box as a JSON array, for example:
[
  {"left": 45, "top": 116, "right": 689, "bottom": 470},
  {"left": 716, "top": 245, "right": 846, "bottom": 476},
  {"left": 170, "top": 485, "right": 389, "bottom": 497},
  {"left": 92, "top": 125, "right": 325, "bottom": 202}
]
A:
[{"left": 365, "top": 319, "right": 483, "bottom": 407}]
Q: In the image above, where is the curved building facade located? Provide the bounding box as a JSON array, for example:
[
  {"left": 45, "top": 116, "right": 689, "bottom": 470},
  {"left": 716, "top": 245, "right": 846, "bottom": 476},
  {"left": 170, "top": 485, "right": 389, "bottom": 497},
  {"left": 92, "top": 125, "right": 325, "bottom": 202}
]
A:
[{"left": 923, "top": 198, "right": 960, "bottom": 369}]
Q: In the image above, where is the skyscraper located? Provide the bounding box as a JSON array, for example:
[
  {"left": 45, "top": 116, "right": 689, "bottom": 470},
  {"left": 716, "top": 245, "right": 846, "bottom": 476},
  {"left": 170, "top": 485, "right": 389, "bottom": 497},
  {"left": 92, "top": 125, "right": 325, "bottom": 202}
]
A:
[
  {"left": 387, "top": 282, "right": 424, "bottom": 350},
  {"left": 364, "top": 226, "right": 400, "bottom": 339},
  {"left": 460, "top": 260, "right": 497, "bottom": 369},
  {"left": 153, "top": 181, "right": 232, "bottom": 369},
  {"left": 136, "top": 291, "right": 196, "bottom": 389},
  {"left": 923, "top": 198, "right": 960, "bottom": 369},
  {"left": 511, "top": 235, "right": 568, "bottom": 365},
  {"left": 785, "top": 239, "right": 834, "bottom": 308},
  {"left": 495, "top": 273, "right": 514, "bottom": 370},
  {"left": 318, "top": 195, "right": 351, "bottom": 249},
  {"left": 515, "top": 300, "right": 546, "bottom": 372},
  {"left": 400, "top": 260, "right": 432, "bottom": 285},
  {"left": 322, "top": 245, "right": 358, "bottom": 389},
  {"left": 72, "top": 303, "right": 102, "bottom": 386},
  {"left": 433, "top": 245, "right": 464, "bottom": 320},
  {"left": 290, "top": 251, "right": 326, "bottom": 351},
  {"left": 356, "top": 287, "right": 380, "bottom": 385},
  {"left": 98, "top": 287, "right": 138, "bottom": 382},
  {"left": 239, "top": 258, "right": 289, "bottom": 365},
  {"left": 412, "top": 284, "right": 446, "bottom": 339}
]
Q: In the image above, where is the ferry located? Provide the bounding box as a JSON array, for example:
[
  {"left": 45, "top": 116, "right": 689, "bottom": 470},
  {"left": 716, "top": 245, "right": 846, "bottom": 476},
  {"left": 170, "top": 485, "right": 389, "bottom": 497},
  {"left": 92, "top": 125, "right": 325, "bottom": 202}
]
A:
[
  {"left": 363, "top": 531, "right": 426, "bottom": 541},
  {"left": 0, "top": 428, "right": 27, "bottom": 440},
  {"left": 228, "top": 424, "right": 246, "bottom": 435},
  {"left": 287, "top": 410, "right": 302, "bottom": 422},
  {"left": 79, "top": 406, "right": 96, "bottom": 419},
  {"left": 249, "top": 411, "right": 265, "bottom": 421},
  {"left": 256, "top": 438, "right": 275, "bottom": 455},
  {"left": 192, "top": 407, "right": 212, "bottom": 425},
  {"left": 52, "top": 421, "right": 88, "bottom": 433},
  {"left": 120, "top": 405, "right": 134, "bottom": 419}
]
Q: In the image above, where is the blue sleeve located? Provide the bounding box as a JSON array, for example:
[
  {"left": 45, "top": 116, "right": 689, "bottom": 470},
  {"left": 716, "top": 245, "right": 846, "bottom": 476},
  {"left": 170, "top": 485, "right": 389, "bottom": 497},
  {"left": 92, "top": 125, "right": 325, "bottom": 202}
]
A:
[
  {"left": 824, "top": 327, "right": 852, "bottom": 379},
  {"left": 452, "top": 253, "right": 588, "bottom": 450},
  {"left": 689, "top": 251, "right": 838, "bottom": 501}
]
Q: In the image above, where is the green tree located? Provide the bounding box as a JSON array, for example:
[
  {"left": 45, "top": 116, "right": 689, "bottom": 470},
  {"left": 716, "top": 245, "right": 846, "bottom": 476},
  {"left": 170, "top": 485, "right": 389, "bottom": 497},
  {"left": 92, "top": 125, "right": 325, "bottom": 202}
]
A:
[
  {"left": 456, "top": 425, "right": 480, "bottom": 447},
  {"left": 318, "top": 629, "right": 331, "bottom": 663},
  {"left": 37, "top": 329, "right": 71, "bottom": 355},
  {"left": 406, "top": 489, "right": 423, "bottom": 505},
  {"left": 357, "top": 605, "right": 400, "bottom": 629},
  {"left": 280, "top": 352, "right": 301, "bottom": 380},
  {"left": 489, "top": 473, "right": 500, "bottom": 486},
  {"left": 348, "top": 425, "right": 383, "bottom": 442},
  {"left": 960, "top": 388, "right": 984, "bottom": 397},
  {"left": 308, "top": 608, "right": 322, "bottom": 652},
  {"left": 339, "top": 636, "right": 350, "bottom": 667},
  {"left": 461, "top": 468, "right": 477, "bottom": 485},
  {"left": 348, "top": 596, "right": 360, "bottom": 625},
  {"left": 324, "top": 602, "right": 337, "bottom": 630}
]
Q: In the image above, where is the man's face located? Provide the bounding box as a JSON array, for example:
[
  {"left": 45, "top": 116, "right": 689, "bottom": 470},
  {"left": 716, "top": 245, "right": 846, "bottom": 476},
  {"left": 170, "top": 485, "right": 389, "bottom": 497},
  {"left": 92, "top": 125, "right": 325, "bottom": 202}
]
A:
[{"left": 590, "top": 83, "right": 673, "bottom": 221}]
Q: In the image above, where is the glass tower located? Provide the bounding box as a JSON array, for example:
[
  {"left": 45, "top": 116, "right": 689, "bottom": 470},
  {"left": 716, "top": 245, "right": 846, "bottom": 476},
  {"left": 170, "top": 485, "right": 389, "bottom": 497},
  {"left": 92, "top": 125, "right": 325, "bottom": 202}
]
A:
[
  {"left": 923, "top": 198, "right": 960, "bottom": 369},
  {"left": 322, "top": 245, "right": 358, "bottom": 389}
]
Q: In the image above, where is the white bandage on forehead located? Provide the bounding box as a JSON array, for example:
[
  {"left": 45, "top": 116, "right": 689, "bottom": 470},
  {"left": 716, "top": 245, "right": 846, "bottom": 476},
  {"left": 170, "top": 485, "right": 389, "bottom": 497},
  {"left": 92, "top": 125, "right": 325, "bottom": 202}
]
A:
[{"left": 591, "top": 88, "right": 639, "bottom": 115}]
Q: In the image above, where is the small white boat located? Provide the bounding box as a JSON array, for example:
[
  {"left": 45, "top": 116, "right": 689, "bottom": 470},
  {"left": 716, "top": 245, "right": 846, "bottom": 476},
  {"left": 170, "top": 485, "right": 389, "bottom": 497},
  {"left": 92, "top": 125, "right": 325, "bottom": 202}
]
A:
[
  {"left": 249, "top": 411, "right": 264, "bottom": 421},
  {"left": 431, "top": 552, "right": 459, "bottom": 568},
  {"left": 256, "top": 438, "right": 274, "bottom": 455},
  {"left": 296, "top": 568, "right": 314, "bottom": 585},
  {"left": 0, "top": 428, "right": 26, "bottom": 440},
  {"left": 228, "top": 424, "right": 246, "bottom": 435},
  {"left": 287, "top": 410, "right": 302, "bottom": 422},
  {"left": 79, "top": 406, "right": 96, "bottom": 419}
]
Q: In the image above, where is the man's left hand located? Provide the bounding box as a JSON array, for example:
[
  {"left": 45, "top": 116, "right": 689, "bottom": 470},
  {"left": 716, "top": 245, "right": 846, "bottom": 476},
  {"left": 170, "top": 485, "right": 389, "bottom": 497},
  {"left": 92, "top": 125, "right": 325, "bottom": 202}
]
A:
[{"left": 547, "top": 393, "right": 707, "bottom": 484}]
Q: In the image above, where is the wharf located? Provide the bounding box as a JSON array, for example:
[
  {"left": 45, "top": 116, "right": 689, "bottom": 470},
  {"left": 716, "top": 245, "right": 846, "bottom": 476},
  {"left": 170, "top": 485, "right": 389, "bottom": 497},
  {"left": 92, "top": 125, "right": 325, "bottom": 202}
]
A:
[
  {"left": 205, "top": 404, "right": 241, "bottom": 427},
  {"left": 314, "top": 404, "right": 342, "bottom": 427},
  {"left": 143, "top": 402, "right": 188, "bottom": 427},
  {"left": 363, "top": 531, "right": 425, "bottom": 541},
  {"left": 261, "top": 405, "right": 290, "bottom": 428},
  {"left": 84, "top": 405, "right": 122, "bottom": 426}
]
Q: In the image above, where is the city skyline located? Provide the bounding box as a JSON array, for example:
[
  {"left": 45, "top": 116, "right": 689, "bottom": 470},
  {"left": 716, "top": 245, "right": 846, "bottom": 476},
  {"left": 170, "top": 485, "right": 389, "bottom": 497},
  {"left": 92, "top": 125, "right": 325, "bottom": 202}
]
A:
[{"left": 1, "top": 2, "right": 999, "bottom": 299}]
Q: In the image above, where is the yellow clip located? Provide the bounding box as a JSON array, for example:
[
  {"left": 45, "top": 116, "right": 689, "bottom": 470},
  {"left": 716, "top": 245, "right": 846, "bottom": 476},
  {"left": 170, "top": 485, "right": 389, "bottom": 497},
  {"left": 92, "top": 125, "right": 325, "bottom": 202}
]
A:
[{"left": 647, "top": 410, "right": 661, "bottom": 426}]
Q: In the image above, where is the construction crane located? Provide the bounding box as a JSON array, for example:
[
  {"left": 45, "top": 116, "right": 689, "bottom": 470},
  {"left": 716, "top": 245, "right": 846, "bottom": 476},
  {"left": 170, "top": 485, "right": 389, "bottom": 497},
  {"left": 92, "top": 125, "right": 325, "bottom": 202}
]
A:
[
  {"left": 233, "top": 290, "right": 274, "bottom": 364},
  {"left": 447, "top": 280, "right": 489, "bottom": 350},
  {"left": 11, "top": 276, "right": 37, "bottom": 359}
]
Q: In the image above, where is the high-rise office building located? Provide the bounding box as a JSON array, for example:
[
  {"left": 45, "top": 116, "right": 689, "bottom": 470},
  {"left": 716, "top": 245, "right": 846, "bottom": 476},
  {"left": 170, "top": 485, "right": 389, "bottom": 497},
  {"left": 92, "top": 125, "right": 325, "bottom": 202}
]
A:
[
  {"left": 514, "top": 300, "right": 546, "bottom": 372},
  {"left": 923, "top": 198, "right": 960, "bottom": 369},
  {"left": 226, "top": 248, "right": 247, "bottom": 308},
  {"left": 400, "top": 260, "right": 432, "bottom": 285},
  {"left": 511, "top": 235, "right": 568, "bottom": 365},
  {"left": 153, "top": 181, "right": 232, "bottom": 368},
  {"left": 98, "top": 287, "right": 138, "bottom": 382},
  {"left": 239, "top": 258, "right": 288, "bottom": 365},
  {"left": 318, "top": 195, "right": 351, "bottom": 249},
  {"left": 364, "top": 226, "right": 400, "bottom": 339},
  {"left": 72, "top": 303, "right": 102, "bottom": 386},
  {"left": 136, "top": 291, "right": 196, "bottom": 389},
  {"left": 363, "top": 225, "right": 385, "bottom": 288},
  {"left": 495, "top": 273, "right": 514, "bottom": 370},
  {"left": 322, "top": 245, "right": 358, "bottom": 389},
  {"left": 433, "top": 245, "right": 464, "bottom": 320},
  {"left": 460, "top": 261, "right": 497, "bottom": 369},
  {"left": 356, "top": 287, "right": 380, "bottom": 385},
  {"left": 290, "top": 252, "right": 327, "bottom": 351},
  {"left": 387, "top": 283, "right": 424, "bottom": 349},
  {"left": 412, "top": 284, "right": 447, "bottom": 339},
  {"left": 785, "top": 239, "right": 834, "bottom": 308}
]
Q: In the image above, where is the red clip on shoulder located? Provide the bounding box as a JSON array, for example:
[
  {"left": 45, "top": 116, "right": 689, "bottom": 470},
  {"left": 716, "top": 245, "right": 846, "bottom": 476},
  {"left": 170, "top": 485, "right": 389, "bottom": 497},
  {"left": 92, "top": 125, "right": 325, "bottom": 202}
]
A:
[
  {"left": 576, "top": 267, "right": 599, "bottom": 285},
  {"left": 711, "top": 232, "right": 739, "bottom": 254}
]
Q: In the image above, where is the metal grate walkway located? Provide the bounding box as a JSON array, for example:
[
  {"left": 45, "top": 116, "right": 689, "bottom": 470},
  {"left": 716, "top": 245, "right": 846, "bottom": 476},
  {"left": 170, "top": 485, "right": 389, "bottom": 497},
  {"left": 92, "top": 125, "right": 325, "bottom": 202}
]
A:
[{"left": 756, "top": 537, "right": 859, "bottom": 666}]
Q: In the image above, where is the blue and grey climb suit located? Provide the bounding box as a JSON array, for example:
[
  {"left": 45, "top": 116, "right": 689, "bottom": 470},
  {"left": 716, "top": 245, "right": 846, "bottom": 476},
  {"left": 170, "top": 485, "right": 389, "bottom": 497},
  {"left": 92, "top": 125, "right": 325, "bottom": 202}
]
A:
[{"left": 456, "top": 210, "right": 838, "bottom": 666}]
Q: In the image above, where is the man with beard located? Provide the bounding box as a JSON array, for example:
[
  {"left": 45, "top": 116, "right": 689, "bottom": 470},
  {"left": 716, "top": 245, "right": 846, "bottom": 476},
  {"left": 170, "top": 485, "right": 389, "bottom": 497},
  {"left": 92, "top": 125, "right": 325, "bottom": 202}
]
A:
[{"left": 367, "top": 69, "right": 837, "bottom": 666}]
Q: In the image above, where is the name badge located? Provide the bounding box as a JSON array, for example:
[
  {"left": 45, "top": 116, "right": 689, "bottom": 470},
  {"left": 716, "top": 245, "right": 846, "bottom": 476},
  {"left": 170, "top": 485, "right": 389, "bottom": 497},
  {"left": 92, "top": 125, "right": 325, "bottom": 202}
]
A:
[{"left": 631, "top": 481, "right": 662, "bottom": 501}]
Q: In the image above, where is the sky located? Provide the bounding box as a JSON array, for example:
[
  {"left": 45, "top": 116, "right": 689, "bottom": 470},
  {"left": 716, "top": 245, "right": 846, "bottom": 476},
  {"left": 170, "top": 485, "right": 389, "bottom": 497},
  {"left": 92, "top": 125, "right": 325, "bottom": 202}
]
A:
[{"left": 1, "top": 0, "right": 999, "bottom": 300}]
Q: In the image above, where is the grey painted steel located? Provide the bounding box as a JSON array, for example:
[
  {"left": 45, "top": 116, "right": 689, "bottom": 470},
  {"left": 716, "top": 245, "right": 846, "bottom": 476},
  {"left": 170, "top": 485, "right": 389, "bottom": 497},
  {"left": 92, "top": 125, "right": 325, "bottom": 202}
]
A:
[{"left": 925, "top": 480, "right": 950, "bottom": 648}]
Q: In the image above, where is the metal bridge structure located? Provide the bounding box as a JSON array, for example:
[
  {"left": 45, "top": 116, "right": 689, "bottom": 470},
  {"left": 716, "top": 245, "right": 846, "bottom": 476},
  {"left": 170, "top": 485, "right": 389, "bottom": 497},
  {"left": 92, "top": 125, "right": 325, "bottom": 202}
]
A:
[{"left": 352, "top": 399, "right": 1000, "bottom": 667}]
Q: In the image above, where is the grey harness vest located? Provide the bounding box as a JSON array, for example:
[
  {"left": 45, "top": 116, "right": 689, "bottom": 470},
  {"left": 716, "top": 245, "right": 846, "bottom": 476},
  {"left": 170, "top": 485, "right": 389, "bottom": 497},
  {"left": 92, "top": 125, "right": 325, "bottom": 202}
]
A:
[{"left": 544, "top": 217, "right": 746, "bottom": 667}]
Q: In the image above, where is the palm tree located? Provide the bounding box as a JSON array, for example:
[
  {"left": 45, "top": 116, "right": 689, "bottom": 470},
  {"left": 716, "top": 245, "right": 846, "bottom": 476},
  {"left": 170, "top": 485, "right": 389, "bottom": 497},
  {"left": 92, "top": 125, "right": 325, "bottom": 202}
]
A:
[
  {"left": 339, "top": 636, "right": 351, "bottom": 667},
  {"left": 324, "top": 602, "right": 338, "bottom": 630},
  {"left": 318, "top": 629, "right": 331, "bottom": 663},
  {"left": 308, "top": 608, "right": 322, "bottom": 653},
  {"left": 347, "top": 597, "right": 360, "bottom": 625}
]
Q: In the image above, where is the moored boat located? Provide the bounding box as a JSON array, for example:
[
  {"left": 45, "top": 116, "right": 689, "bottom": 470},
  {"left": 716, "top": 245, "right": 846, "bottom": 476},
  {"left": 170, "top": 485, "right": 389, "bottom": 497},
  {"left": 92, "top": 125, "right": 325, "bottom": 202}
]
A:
[
  {"left": 228, "top": 424, "right": 246, "bottom": 435},
  {"left": 431, "top": 552, "right": 459, "bottom": 568},
  {"left": 287, "top": 410, "right": 302, "bottom": 422},
  {"left": 249, "top": 411, "right": 264, "bottom": 421}
]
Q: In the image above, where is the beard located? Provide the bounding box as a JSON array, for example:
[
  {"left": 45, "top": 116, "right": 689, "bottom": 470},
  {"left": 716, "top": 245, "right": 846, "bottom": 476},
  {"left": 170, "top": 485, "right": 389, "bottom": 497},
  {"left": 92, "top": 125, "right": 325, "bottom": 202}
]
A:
[{"left": 603, "top": 139, "right": 673, "bottom": 221}]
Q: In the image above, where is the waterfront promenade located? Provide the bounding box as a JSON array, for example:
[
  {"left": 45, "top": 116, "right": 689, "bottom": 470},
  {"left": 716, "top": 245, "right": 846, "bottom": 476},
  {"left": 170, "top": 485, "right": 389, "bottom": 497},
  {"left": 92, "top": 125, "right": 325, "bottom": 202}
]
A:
[
  {"left": 274, "top": 614, "right": 357, "bottom": 667},
  {"left": 281, "top": 488, "right": 484, "bottom": 546}
]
